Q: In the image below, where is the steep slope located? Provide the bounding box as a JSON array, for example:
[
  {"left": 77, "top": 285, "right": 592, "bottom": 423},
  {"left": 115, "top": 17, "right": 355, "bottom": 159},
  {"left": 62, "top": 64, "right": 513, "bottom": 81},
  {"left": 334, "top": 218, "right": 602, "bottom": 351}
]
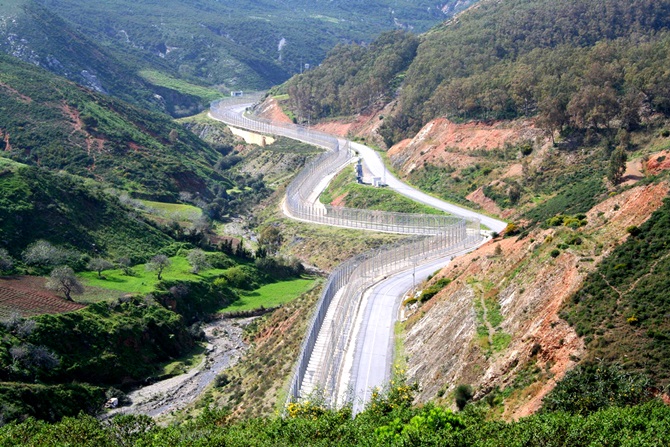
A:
[
  {"left": 404, "top": 181, "right": 669, "bottom": 417},
  {"left": 275, "top": 0, "right": 670, "bottom": 418},
  {"left": 0, "top": 163, "right": 173, "bottom": 260},
  {"left": 0, "top": 0, "right": 199, "bottom": 113},
  {"left": 284, "top": 0, "right": 670, "bottom": 145},
  {"left": 0, "top": 52, "right": 230, "bottom": 200}
]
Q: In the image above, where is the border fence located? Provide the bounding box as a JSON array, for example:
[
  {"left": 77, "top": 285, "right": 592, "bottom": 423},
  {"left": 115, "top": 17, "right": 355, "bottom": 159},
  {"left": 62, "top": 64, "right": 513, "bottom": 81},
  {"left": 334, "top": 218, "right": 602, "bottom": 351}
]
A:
[{"left": 210, "top": 96, "right": 483, "bottom": 408}]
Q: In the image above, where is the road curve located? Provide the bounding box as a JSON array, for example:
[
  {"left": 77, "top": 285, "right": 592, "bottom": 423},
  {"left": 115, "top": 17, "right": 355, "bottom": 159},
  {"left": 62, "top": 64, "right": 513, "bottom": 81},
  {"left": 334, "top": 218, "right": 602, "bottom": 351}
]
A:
[
  {"left": 349, "top": 141, "right": 507, "bottom": 233},
  {"left": 210, "top": 98, "right": 500, "bottom": 410}
]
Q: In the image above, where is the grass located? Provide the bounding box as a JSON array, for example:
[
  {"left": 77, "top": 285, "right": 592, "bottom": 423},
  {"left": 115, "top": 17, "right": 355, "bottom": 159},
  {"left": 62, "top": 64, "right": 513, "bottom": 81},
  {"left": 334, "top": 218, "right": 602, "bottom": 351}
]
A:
[
  {"left": 139, "top": 200, "right": 202, "bottom": 221},
  {"left": 222, "top": 277, "right": 319, "bottom": 312},
  {"left": 79, "top": 256, "right": 228, "bottom": 297},
  {"left": 139, "top": 70, "right": 223, "bottom": 102},
  {"left": 492, "top": 332, "right": 512, "bottom": 352},
  {"left": 0, "top": 156, "right": 26, "bottom": 170},
  {"left": 393, "top": 321, "right": 407, "bottom": 371},
  {"left": 320, "top": 165, "right": 447, "bottom": 215}
]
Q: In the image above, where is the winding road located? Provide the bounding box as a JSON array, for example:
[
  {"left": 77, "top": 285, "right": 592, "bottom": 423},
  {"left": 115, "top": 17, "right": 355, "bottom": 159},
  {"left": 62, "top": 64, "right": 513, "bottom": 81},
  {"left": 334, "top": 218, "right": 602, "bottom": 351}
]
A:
[{"left": 210, "top": 98, "right": 505, "bottom": 411}]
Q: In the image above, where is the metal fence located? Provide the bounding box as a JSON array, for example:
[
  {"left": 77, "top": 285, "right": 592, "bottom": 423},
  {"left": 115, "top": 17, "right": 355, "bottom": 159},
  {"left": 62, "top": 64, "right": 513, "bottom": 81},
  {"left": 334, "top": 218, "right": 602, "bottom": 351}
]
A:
[{"left": 210, "top": 96, "right": 483, "bottom": 408}]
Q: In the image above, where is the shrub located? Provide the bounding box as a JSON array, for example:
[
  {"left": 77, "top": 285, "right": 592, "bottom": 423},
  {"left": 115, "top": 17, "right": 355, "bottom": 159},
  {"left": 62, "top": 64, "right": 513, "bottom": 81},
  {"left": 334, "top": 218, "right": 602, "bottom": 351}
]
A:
[
  {"left": 542, "top": 364, "right": 653, "bottom": 415},
  {"left": 454, "top": 384, "right": 473, "bottom": 410}
]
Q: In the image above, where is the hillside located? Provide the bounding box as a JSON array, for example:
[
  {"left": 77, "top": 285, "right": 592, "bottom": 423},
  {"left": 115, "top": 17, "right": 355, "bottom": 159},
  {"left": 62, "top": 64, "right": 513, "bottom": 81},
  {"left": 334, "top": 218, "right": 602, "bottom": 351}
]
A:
[
  {"left": 35, "top": 0, "right": 474, "bottom": 91},
  {"left": 0, "top": 0, "right": 208, "bottom": 115},
  {"left": 0, "top": 163, "right": 173, "bottom": 261},
  {"left": 285, "top": 0, "right": 670, "bottom": 145},
  {"left": 0, "top": 52, "right": 231, "bottom": 201},
  {"left": 270, "top": 0, "right": 670, "bottom": 419}
]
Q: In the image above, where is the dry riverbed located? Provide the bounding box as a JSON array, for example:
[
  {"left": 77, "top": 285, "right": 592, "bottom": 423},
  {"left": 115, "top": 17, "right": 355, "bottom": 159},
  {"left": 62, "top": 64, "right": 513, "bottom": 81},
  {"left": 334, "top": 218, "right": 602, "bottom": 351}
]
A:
[{"left": 104, "top": 317, "right": 253, "bottom": 421}]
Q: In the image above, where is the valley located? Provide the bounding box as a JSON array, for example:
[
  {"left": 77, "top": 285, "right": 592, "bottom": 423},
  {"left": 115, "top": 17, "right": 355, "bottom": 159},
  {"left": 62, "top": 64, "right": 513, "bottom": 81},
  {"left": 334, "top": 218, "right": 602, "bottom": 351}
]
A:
[{"left": 1, "top": 0, "right": 670, "bottom": 445}]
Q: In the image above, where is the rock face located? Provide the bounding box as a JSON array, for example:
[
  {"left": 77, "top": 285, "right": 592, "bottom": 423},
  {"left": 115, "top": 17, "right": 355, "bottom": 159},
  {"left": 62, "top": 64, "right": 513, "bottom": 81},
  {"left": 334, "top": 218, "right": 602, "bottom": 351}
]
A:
[
  {"left": 388, "top": 118, "right": 544, "bottom": 176},
  {"left": 404, "top": 182, "right": 669, "bottom": 418}
]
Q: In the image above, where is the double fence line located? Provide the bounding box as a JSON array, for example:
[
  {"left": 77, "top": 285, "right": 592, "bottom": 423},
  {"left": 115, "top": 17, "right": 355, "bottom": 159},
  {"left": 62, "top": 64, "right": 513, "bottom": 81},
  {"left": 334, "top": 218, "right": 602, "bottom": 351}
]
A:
[{"left": 210, "top": 96, "right": 482, "bottom": 408}]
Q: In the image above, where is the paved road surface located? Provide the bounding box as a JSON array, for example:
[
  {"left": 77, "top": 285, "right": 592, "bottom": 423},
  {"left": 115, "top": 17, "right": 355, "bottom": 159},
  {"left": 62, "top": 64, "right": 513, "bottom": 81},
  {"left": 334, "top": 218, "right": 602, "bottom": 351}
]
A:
[
  {"left": 349, "top": 248, "right": 476, "bottom": 414},
  {"left": 349, "top": 141, "right": 507, "bottom": 233}
]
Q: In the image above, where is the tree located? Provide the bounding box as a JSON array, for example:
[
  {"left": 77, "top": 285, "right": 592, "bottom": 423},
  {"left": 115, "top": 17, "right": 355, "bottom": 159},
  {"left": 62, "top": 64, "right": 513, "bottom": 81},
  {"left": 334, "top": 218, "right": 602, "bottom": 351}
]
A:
[
  {"left": 87, "top": 258, "right": 114, "bottom": 278},
  {"left": 117, "top": 257, "right": 134, "bottom": 276},
  {"left": 454, "top": 384, "right": 473, "bottom": 411},
  {"left": 0, "top": 248, "right": 13, "bottom": 272},
  {"left": 608, "top": 146, "right": 627, "bottom": 185},
  {"left": 22, "top": 240, "right": 69, "bottom": 267},
  {"left": 146, "top": 255, "right": 171, "bottom": 280},
  {"left": 258, "top": 226, "right": 283, "bottom": 256},
  {"left": 46, "top": 266, "right": 84, "bottom": 301},
  {"left": 187, "top": 249, "right": 210, "bottom": 274}
]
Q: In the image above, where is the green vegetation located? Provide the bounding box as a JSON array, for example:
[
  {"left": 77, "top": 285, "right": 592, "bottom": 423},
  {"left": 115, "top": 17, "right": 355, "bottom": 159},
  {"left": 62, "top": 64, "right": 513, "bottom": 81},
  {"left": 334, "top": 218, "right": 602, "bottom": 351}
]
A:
[
  {"left": 79, "top": 256, "right": 228, "bottom": 295},
  {"left": 225, "top": 277, "right": 318, "bottom": 312},
  {"left": 2, "top": 379, "right": 670, "bottom": 445},
  {"left": 0, "top": 1, "right": 171, "bottom": 112},
  {"left": 0, "top": 52, "right": 232, "bottom": 200},
  {"left": 32, "top": 0, "right": 467, "bottom": 92},
  {"left": 138, "top": 70, "right": 223, "bottom": 103},
  {"left": 286, "top": 31, "right": 420, "bottom": 121},
  {"left": 0, "top": 165, "right": 172, "bottom": 261},
  {"left": 0, "top": 297, "right": 196, "bottom": 421},
  {"left": 563, "top": 198, "right": 670, "bottom": 385},
  {"left": 408, "top": 163, "right": 490, "bottom": 208},
  {"left": 542, "top": 364, "right": 654, "bottom": 416},
  {"left": 283, "top": 0, "right": 670, "bottom": 148},
  {"left": 139, "top": 201, "right": 202, "bottom": 221},
  {"left": 418, "top": 277, "right": 452, "bottom": 303},
  {"left": 320, "top": 165, "right": 446, "bottom": 214}
]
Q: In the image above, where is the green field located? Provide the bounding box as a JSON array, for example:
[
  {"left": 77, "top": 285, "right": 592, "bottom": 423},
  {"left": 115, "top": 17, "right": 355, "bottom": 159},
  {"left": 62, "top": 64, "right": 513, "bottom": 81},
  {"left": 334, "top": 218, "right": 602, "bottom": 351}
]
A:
[
  {"left": 223, "top": 277, "right": 319, "bottom": 312},
  {"left": 79, "top": 256, "right": 226, "bottom": 296},
  {"left": 139, "top": 200, "right": 202, "bottom": 221},
  {"left": 139, "top": 70, "right": 223, "bottom": 102}
]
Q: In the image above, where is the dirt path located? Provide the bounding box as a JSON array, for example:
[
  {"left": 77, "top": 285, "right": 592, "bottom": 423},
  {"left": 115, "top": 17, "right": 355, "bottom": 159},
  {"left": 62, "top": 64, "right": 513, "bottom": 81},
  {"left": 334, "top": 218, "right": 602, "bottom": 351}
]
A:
[{"left": 104, "top": 317, "right": 253, "bottom": 420}]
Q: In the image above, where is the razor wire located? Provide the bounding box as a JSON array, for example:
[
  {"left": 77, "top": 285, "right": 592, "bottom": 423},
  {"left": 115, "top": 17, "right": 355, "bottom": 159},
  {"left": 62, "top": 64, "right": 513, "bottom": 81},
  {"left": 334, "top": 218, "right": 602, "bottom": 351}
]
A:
[{"left": 210, "top": 96, "right": 483, "bottom": 408}]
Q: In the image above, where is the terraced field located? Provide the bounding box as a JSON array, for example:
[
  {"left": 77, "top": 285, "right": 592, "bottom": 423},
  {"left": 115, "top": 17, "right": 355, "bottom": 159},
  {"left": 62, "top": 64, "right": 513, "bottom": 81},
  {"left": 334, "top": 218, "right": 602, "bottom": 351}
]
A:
[{"left": 0, "top": 276, "right": 84, "bottom": 319}]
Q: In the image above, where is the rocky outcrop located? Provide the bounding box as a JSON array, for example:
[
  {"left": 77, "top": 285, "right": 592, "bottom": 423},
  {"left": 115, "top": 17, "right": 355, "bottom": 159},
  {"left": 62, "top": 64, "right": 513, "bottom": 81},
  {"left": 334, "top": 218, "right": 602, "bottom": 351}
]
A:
[{"left": 404, "top": 182, "right": 669, "bottom": 418}]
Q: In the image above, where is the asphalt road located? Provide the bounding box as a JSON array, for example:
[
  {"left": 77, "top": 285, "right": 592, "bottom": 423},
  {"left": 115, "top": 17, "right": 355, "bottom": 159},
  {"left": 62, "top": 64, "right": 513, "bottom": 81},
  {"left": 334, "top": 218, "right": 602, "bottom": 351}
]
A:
[
  {"left": 349, "top": 248, "right": 477, "bottom": 414},
  {"left": 349, "top": 141, "right": 508, "bottom": 233}
]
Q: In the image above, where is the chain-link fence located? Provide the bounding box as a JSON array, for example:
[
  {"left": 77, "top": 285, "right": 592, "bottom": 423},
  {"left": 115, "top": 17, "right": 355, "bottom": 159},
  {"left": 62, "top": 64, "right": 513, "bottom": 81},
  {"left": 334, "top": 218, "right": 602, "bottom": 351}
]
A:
[{"left": 211, "top": 96, "right": 483, "bottom": 408}]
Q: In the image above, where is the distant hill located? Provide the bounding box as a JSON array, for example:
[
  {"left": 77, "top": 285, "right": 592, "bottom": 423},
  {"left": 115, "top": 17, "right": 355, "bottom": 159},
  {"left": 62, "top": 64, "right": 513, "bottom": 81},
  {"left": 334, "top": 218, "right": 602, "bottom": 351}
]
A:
[
  {"left": 0, "top": 52, "right": 231, "bottom": 201},
  {"left": 285, "top": 0, "right": 670, "bottom": 145},
  {"left": 32, "top": 0, "right": 474, "bottom": 90},
  {"left": 0, "top": 0, "right": 195, "bottom": 114}
]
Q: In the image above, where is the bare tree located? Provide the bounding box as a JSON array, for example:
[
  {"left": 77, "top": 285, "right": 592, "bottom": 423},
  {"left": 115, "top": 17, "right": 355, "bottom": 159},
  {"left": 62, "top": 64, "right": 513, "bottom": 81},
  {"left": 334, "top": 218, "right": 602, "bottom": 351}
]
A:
[
  {"left": 187, "top": 249, "right": 210, "bottom": 274},
  {"left": 22, "top": 240, "right": 66, "bottom": 267},
  {"left": 146, "top": 254, "right": 171, "bottom": 280},
  {"left": 116, "top": 257, "right": 134, "bottom": 276},
  {"left": 87, "top": 257, "right": 114, "bottom": 278},
  {"left": 46, "top": 266, "right": 84, "bottom": 301},
  {"left": 0, "top": 248, "right": 13, "bottom": 272}
]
